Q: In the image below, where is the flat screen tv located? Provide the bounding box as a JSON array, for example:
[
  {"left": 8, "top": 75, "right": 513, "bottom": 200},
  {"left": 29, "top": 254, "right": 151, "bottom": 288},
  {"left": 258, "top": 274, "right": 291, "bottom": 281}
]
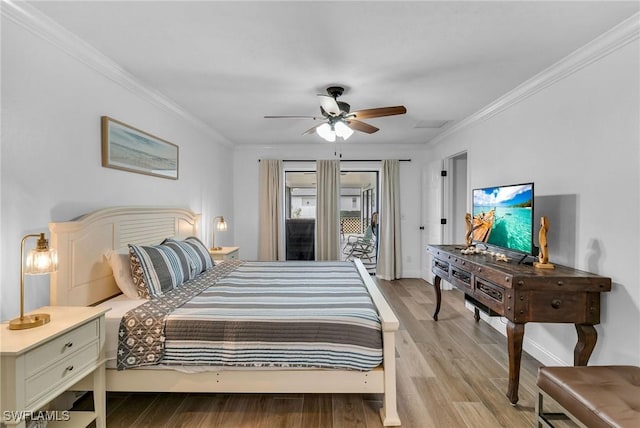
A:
[{"left": 471, "top": 182, "right": 534, "bottom": 255}]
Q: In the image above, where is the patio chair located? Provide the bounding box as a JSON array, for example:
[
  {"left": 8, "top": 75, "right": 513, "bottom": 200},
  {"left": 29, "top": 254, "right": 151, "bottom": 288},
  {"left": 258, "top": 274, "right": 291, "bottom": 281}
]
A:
[{"left": 343, "top": 228, "right": 376, "bottom": 262}]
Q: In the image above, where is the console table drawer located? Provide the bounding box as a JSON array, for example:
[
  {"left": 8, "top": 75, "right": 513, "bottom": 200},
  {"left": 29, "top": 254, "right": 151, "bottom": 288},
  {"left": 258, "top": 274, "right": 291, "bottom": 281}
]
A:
[
  {"left": 474, "top": 277, "right": 505, "bottom": 313},
  {"left": 524, "top": 292, "right": 593, "bottom": 323},
  {"left": 432, "top": 258, "right": 450, "bottom": 279},
  {"left": 450, "top": 266, "right": 472, "bottom": 290}
]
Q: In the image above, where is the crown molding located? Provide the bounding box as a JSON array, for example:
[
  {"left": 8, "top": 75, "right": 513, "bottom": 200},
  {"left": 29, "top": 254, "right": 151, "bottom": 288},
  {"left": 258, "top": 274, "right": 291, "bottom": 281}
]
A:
[
  {"left": 429, "top": 12, "right": 640, "bottom": 146},
  {"left": 1, "top": 0, "right": 234, "bottom": 147}
]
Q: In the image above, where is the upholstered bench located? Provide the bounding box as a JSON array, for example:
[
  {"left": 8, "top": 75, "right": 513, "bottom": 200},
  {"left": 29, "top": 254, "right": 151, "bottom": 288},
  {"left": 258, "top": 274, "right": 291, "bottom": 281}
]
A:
[{"left": 536, "top": 366, "right": 640, "bottom": 428}]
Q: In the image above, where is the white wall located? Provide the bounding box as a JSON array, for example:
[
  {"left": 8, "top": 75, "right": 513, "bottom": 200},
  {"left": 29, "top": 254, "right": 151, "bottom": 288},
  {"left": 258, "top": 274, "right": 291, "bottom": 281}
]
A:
[
  {"left": 426, "top": 36, "right": 640, "bottom": 366},
  {"left": 233, "top": 144, "right": 428, "bottom": 277},
  {"left": 1, "top": 14, "right": 234, "bottom": 321}
]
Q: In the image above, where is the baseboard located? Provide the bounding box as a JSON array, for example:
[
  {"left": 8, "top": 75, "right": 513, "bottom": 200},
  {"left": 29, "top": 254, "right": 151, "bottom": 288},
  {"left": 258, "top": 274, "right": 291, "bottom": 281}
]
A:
[
  {"left": 465, "top": 302, "right": 568, "bottom": 367},
  {"left": 400, "top": 269, "right": 422, "bottom": 278}
]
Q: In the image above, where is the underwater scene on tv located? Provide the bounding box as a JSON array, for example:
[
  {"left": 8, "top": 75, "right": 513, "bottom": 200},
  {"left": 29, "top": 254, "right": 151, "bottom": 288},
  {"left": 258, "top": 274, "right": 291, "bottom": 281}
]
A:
[{"left": 472, "top": 184, "right": 533, "bottom": 254}]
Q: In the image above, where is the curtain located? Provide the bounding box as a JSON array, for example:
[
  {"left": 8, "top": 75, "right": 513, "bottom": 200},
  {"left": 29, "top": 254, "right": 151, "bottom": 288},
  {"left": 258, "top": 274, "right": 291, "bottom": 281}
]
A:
[
  {"left": 258, "top": 159, "right": 284, "bottom": 261},
  {"left": 377, "top": 159, "right": 402, "bottom": 280},
  {"left": 316, "top": 159, "right": 340, "bottom": 260}
]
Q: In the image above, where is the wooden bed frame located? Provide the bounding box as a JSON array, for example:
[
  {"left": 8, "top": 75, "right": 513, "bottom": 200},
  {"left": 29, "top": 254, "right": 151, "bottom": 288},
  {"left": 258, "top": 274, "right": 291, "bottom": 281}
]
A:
[{"left": 49, "top": 206, "right": 401, "bottom": 426}]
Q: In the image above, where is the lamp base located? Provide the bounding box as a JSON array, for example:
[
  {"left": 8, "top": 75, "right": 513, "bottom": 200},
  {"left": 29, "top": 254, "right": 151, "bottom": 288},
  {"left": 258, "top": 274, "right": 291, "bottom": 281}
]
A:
[
  {"left": 9, "top": 313, "right": 50, "bottom": 330},
  {"left": 210, "top": 246, "right": 222, "bottom": 251}
]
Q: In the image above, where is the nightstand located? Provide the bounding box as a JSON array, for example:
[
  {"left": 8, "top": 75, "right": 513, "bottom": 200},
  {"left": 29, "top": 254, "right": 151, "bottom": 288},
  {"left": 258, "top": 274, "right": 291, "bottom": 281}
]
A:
[
  {"left": 0, "top": 306, "right": 108, "bottom": 428},
  {"left": 209, "top": 246, "right": 240, "bottom": 261}
]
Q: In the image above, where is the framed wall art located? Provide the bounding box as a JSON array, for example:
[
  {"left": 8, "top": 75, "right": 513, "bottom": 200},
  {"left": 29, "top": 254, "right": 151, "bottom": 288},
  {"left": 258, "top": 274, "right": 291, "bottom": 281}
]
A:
[{"left": 101, "top": 116, "right": 179, "bottom": 180}]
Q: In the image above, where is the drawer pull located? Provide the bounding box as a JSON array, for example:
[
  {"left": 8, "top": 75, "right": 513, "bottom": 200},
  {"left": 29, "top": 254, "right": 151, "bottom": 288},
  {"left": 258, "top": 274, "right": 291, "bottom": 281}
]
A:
[
  {"left": 65, "top": 365, "right": 74, "bottom": 372},
  {"left": 64, "top": 342, "right": 73, "bottom": 349},
  {"left": 551, "top": 299, "right": 562, "bottom": 309}
]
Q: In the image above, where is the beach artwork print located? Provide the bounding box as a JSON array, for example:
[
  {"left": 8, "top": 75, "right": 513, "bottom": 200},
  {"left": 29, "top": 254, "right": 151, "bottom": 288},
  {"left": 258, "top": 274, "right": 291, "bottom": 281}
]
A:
[
  {"left": 472, "top": 184, "right": 533, "bottom": 253},
  {"left": 101, "top": 116, "right": 178, "bottom": 179}
]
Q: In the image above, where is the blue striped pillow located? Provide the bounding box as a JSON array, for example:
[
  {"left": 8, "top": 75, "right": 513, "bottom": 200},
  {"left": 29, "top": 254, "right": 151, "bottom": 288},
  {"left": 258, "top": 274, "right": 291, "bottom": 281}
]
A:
[
  {"left": 128, "top": 244, "right": 189, "bottom": 298},
  {"left": 162, "top": 240, "right": 199, "bottom": 279},
  {"left": 164, "top": 237, "right": 214, "bottom": 274}
]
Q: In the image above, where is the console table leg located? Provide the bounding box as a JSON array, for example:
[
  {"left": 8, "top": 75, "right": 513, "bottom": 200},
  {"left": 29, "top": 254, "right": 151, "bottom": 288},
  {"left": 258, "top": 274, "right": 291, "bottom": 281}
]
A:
[
  {"left": 432, "top": 275, "right": 442, "bottom": 321},
  {"left": 474, "top": 307, "right": 480, "bottom": 322},
  {"left": 574, "top": 324, "right": 597, "bottom": 366},
  {"left": 506, "top": 321, "right": 525, "bottom": 405}
]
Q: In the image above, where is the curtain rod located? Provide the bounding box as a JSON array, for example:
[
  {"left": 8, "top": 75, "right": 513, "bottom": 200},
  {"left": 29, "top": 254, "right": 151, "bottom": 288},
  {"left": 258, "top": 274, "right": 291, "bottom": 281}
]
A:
[{"left": 258, "top": 159, "right": 411, "bottom": 162}]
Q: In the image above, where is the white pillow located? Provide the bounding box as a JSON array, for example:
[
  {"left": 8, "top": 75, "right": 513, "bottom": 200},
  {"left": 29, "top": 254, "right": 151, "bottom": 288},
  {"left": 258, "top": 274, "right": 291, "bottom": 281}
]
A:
[{"left": 105, "top": 248, "right": 140, "bottom": 299}]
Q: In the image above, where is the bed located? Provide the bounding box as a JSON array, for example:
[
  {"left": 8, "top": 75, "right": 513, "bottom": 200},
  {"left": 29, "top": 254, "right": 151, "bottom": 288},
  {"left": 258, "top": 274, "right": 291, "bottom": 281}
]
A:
[{"left": 49, "top": 206, "right": 400, "bottom": 426}]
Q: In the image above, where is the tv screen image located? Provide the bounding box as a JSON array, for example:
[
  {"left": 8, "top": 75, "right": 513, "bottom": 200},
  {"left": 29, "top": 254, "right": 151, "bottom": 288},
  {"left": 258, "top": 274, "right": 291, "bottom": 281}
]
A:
[{"left": 472, "top": 183, "right": 534, "bottom": 254}]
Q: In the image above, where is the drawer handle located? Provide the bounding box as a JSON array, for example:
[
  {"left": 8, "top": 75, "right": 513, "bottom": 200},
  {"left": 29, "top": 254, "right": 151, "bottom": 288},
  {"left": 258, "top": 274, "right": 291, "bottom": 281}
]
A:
[
  {"left": 551, "top": 299, "right": 562, "bottom": 309},
  {"left": 64, "top": 342, "right": 73, "bottom": 349},
  {"left": 65, "top": 365, "right": 74, "bottom": 372}
]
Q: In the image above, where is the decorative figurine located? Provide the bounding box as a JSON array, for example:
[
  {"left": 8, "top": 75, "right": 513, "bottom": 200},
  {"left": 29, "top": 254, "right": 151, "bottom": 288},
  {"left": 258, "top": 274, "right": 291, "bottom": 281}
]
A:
[
  {"left": 465, "top": 212, "right": 473, "bottom": 247},
  {"left": 534, "top": 216, "right": 555, "bottom": 269}
]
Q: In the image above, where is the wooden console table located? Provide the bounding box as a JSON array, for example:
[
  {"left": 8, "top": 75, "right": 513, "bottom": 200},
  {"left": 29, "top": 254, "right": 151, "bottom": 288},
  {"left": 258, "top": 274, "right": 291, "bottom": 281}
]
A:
[{"left": 426, "top": 244, "right": 611, "bottom": 404}]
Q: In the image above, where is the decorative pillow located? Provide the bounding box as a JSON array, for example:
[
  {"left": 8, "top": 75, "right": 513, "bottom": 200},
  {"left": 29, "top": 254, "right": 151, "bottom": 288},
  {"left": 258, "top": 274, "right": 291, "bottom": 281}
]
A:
[
  {"left": 163, "top": 236, "right": 214, "bottom": 274},
  {"left": 105, "top": 248, "right": 139, "bottom": 299},
  {"left": 128, "top": 244, "right": 188, "bottom": 298},
  {"left": 161, "top": 240, "right": 198, "bottom": 279}
]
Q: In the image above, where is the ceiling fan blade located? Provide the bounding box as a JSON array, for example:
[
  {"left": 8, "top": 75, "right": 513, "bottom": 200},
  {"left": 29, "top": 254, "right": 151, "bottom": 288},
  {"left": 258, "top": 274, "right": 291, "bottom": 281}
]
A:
[
  {"left": 302, "top": 122, "right": 326, "bottom": 135},
  {"left": 264, "top": 115, "right": 320, "bottom": 119},
  {"left": 350, "top": 106, "right": 407, "bottom": 120},
  {"left": 346, "top": 119, "right": 379, "bottom": 134},
  {"left": 317, "top": 95, "right": 341, "bottom": 116}
]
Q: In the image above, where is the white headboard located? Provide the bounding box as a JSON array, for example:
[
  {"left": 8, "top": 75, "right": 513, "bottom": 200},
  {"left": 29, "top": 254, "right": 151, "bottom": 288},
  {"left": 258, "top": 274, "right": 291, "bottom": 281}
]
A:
[{"left": 49, "top": 206, "right": 201, "bottom": 306}]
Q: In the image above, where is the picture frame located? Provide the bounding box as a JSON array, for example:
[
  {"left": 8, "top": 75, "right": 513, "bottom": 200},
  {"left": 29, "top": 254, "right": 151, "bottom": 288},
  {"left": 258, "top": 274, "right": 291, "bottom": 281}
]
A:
[{"left": 101, "top": 116, "right": 179, "bottom": 180}]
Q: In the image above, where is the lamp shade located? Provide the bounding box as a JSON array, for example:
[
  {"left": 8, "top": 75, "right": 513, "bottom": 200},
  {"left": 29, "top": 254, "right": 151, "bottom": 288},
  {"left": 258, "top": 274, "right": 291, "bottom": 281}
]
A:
[
  {"left": 26, "top": 248, "right": 58, "bottom": 274},
  {"left": 334, "top": 121, "right": 354, "bottom": 140},
  {"left": 216, "top": 217, "right": 228, "bottom": 231},
  {"left": 316, "top": 123, "right": 336, "bottom": 142}
]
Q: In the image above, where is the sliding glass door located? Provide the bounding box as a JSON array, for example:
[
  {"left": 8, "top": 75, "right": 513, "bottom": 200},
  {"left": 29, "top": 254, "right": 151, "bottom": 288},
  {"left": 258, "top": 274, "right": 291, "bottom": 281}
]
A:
[
  {"left": 284, "top": 169, "right": 378, "bottom": 265},
  {"left": 285, "top": 171, "right": 316, "bottom": 260}
]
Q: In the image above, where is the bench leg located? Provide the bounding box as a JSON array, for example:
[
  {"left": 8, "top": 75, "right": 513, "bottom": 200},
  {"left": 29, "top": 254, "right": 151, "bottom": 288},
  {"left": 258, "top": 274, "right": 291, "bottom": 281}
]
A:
[
  {"left": 536, "top": 389, "right": 589, "bottom": 428},
  {"left": 536, "top": 389, "right": 554, "bottom": 428}
]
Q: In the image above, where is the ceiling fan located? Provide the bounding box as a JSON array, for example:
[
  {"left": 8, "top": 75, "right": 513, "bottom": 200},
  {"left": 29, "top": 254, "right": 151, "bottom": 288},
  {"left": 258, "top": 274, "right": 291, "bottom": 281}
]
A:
[{"left": 264, "top": 86, "right": 407, "bottom": 142}]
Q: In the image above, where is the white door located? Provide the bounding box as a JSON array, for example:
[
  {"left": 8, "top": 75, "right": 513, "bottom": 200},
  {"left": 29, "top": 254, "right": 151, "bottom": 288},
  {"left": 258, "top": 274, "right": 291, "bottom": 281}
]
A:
[
  {"left": 446, "top": 152, "right": 468, "bottom": 244},
  {"left": 421, "top": 159, "right": 444, "bottom": 282}
]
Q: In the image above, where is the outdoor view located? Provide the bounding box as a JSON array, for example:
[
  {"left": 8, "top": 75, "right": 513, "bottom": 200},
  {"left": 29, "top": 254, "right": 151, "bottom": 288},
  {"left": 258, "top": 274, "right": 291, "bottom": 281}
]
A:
[{"left": 285, "top": 171, "right": 378, "bottom": 270}]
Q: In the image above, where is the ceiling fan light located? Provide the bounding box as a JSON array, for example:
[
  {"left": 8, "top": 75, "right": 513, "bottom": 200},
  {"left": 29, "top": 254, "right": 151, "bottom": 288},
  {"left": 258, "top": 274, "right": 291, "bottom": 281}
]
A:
[
  {"left": 316, "top": 123, "right": 336, "bottom": 142},
  {"left": 334, "top": 121, "right": 354, "bottom": 140}
]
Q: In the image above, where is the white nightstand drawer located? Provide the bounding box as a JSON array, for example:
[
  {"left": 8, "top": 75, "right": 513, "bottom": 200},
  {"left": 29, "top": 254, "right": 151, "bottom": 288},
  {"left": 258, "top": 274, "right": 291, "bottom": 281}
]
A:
[
  {"left": 25, "top": 340, "right": 99, "bottom": 407},
  {"left": 25, "top": 318, "right": 99, "bottom": 377}
]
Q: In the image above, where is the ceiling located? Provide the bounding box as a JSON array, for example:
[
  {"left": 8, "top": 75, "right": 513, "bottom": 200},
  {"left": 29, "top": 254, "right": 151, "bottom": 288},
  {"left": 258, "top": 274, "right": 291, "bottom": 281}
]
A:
[{"left": 28, "top": 1, "right": 639, "bottom": 147}]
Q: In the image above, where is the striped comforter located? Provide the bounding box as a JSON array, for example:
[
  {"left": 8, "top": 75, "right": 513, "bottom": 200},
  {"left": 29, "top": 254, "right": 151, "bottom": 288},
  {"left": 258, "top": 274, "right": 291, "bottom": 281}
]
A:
[{"left": 162, "top": 261, "right": 383, "bottom": 371}]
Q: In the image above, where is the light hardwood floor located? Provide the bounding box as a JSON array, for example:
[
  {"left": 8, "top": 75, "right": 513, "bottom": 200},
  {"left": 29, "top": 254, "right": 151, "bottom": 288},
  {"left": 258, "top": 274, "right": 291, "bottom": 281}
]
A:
[{"left": 74, "top": 277, "right": 574, "bottom": 427}]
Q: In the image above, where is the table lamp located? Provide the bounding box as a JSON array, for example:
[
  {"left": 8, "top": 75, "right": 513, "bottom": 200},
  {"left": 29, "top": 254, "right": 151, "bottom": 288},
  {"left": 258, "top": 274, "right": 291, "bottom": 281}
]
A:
[
  {"left": 211, "top": 216, "right": 227, "bottom": 251},
  {"left": 9, "top": 233, "right": 58, "bottom": 330}
]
